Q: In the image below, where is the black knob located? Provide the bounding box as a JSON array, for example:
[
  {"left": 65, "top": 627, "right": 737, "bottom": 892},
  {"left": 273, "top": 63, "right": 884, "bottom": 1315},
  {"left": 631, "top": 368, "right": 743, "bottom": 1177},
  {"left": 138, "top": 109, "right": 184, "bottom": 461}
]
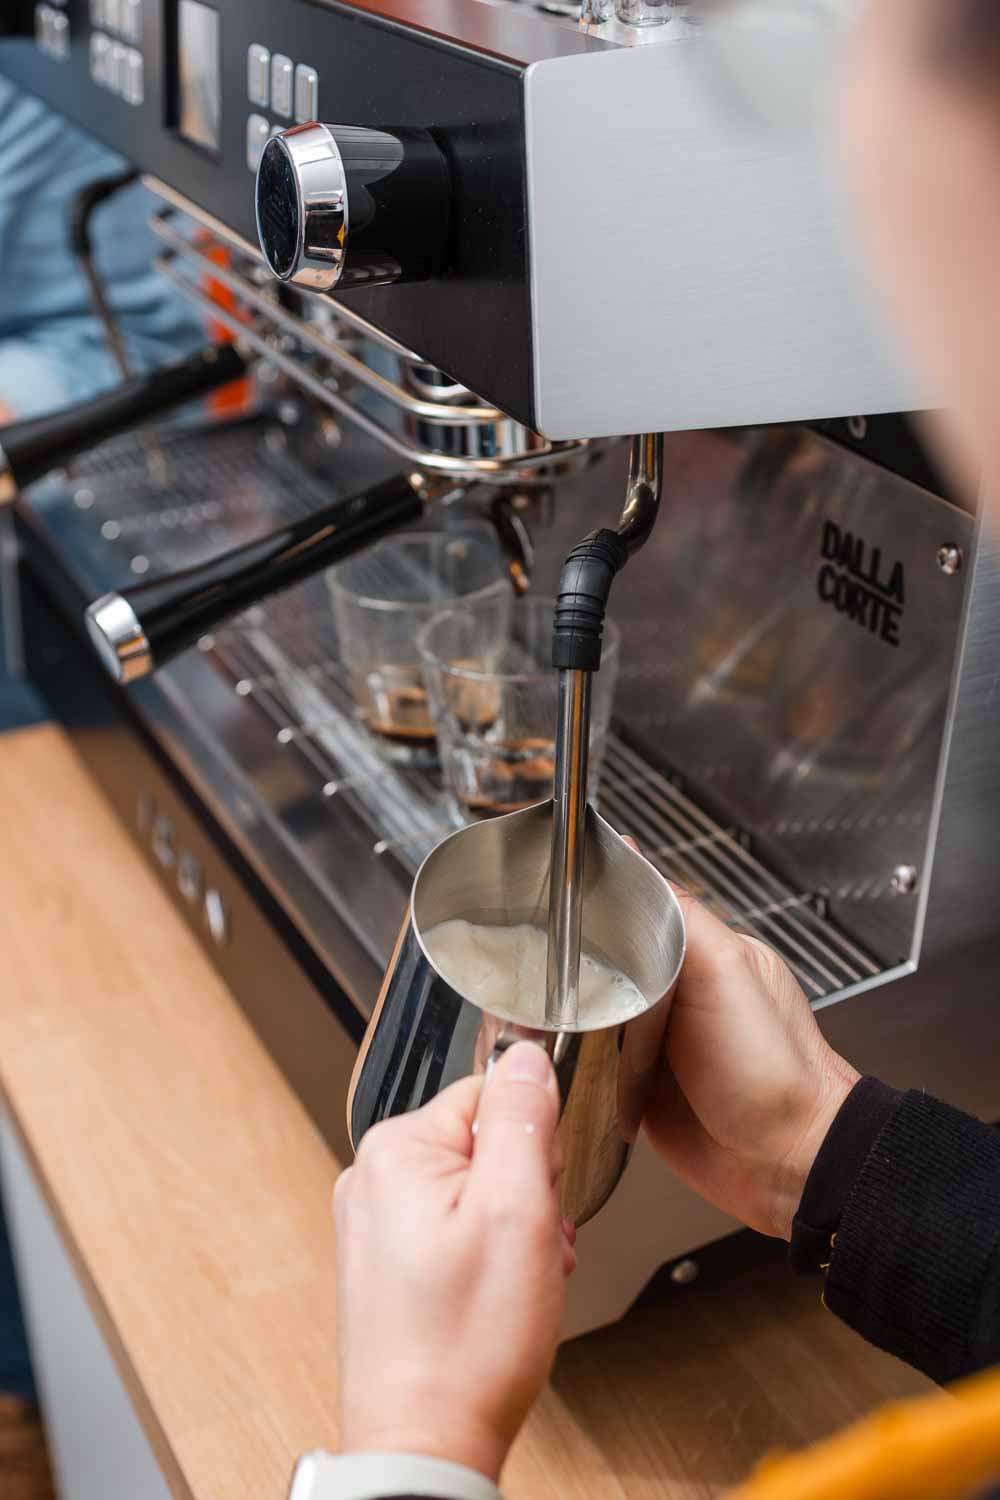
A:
[{"left": 255, "top": 123, "right": 451, "bottom": 292}]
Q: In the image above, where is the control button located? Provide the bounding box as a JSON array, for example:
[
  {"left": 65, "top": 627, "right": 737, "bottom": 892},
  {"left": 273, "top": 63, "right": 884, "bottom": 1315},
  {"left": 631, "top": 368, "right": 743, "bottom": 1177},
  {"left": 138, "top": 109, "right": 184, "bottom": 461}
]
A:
[
  {"left": 136, "top": 788, "right": 154, "bottom": 833},
  {"left": 90, "top": 0, "right": 106, "bottom": 26},
  {"left": 50, "top": 9, "right": 69, "bottom": 58},
  {"left": 152, "top": 814, "right": 175, "bottom": 869},
  {"left": 104, "top": 0, "right": 122, "bottom": 34},
  {"left": 90, "top": 29, "right": 111, "bottom": 84},
  {"left": 293, "top": 64, "right": 318, "bottom": 125},
  {"left": 204, "top": 887, "right": 229, "bottom": 946},
  {"left": 270, "top": 53, "right": 293, "bottom": 117},
  {"left": 247, "top": 113, "right": 270, "bottom": 172},
  {"left": 110, "top": 40, "right": 128, "bottom": 95},
  {"left": 247, "top": 43, "right": 270, "bottom": 108},
  {"left": 177, "top": 852, "right": 202, "bottom": 906},
  {"left": 121, "top": 0, "right": 142, "bottom": 44},
  {"left": 256, "top": 123, "right": 450, "bottom": 292},
  {"left": 123, "top": 46, "right": 143, "bottom": 105},
  {"left": 34, "top": 5, "right": 50, "bottom": 50}
]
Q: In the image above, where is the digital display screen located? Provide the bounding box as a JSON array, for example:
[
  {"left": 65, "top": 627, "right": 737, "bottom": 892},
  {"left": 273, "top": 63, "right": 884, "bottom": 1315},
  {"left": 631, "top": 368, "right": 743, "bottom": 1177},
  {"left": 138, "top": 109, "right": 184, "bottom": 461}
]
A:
[{"left": 178, "top": 0, "right": 221, "bottom": 153}]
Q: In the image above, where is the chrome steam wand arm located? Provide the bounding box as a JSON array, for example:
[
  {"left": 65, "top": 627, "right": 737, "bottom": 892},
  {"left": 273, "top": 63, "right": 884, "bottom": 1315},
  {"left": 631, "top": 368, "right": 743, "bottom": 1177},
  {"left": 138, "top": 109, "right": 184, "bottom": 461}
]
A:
[{"left": 545, "top": 433, "right": 663, "bottom": 1028}]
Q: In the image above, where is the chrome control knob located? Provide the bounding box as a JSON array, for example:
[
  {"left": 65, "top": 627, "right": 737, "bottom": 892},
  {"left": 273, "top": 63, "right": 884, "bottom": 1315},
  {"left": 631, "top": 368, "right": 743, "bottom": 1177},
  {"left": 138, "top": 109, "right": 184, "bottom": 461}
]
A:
[{"left": 255, "top": 122, "right": 451, "bottom": 292}]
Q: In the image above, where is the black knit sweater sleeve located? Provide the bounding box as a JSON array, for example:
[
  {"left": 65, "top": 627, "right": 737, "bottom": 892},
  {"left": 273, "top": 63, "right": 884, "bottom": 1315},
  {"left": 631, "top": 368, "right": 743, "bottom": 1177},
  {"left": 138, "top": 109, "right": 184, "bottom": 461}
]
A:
[{"left": 795, "top": 1084, "right": 1000, "bottom": 1384}]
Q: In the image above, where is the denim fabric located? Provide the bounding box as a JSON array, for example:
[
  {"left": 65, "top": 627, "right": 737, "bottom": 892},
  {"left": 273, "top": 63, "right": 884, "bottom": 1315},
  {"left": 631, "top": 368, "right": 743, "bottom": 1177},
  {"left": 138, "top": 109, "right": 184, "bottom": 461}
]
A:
[{"left": 0, "top": 75, "right": 204, "bottom": 418}]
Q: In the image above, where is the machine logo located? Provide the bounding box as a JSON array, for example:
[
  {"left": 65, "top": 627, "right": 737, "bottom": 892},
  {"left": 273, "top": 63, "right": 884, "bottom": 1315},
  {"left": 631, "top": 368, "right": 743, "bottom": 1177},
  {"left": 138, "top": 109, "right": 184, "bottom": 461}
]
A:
[{"left": 816, "top": 520, "right": 905, "bottom": 648}]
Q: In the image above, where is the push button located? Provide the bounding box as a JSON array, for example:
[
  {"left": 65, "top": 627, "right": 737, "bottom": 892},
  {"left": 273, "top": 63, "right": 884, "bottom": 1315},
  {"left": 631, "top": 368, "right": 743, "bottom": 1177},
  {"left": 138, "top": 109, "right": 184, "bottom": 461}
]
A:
[
  {"left": 110, "top": 40, "right": 128, "bottom": 94},
  {"left": 271, "top": 53, "right": 293, "bottom": 117},
  {"left": 294, "top": 64, "right": 318, "bottom": 124},
  {"left": 247, "top": 43, "right": 270, "bottom": 108},
  {"left": 247, "top": 113, "right": 270, "bottom": 171},
  {"left": 152, "top": 815, "right": 176, "bottom": 869},
  {"left": 90, "top": 29, "right": 111, "bottom": 85},
  {"left": 178, "top": 852, "right": 202, "bottom": 905},
  {"left": 50, "top": 9, "right": 69, "bottom": 58},
  {"left": 121, "top": 0, "right": 142, "bottom": 44},
  {"left": 123, "top": 46, "right": 143, "bottom": 105},
  {"left": 204, "top": 888, "right": 229, "bottom": 946}
]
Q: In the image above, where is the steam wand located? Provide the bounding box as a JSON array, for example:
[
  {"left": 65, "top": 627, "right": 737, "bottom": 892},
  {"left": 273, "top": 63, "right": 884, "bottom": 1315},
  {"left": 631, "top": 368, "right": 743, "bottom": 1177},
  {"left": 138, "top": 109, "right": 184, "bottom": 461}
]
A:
[{"left": 545, "top": 433, "right": 663, "bottom": 1027}]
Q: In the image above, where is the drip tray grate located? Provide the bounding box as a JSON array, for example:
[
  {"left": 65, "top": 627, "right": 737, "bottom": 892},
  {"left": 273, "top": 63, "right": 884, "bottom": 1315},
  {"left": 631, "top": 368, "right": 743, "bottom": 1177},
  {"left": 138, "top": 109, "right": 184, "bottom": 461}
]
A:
[
  {"left": 210, "top": 602, "right": 880, "bottom": 1004},
  {"left": 40, "top": 417, "right": 884, "bottom": 1005}
]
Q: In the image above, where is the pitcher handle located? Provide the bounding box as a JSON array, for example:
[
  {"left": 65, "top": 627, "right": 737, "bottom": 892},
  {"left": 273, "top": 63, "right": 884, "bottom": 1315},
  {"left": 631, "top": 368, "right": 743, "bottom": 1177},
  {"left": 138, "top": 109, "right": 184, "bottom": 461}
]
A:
[{"left": 471, "top": 1028, "right": 567, "bottom": 1136}]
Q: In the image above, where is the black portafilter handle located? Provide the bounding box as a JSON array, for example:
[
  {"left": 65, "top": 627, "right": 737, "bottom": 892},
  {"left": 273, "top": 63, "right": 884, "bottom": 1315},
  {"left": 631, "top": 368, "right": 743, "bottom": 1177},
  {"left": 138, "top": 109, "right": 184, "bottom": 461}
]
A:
[
  {"left": 0, "top": 344, "right": 245, "bottom": 496},
  {"left": 85, "top": 473, "right": 425, "bottom": 683}
]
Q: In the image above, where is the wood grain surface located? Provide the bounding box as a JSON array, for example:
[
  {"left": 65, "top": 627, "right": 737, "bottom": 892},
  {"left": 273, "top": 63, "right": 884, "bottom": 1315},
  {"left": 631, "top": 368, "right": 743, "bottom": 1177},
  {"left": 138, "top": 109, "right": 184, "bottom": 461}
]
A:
[{"left": 0, "top": 724, "right": 930, "bottom": 1500}]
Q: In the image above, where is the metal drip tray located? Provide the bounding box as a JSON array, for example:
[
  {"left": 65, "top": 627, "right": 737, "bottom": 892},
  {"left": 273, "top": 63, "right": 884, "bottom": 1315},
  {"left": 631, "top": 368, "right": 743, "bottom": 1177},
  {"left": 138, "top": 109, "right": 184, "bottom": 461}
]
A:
[
  {"left": 27, "top": 416, "right": 890, "bottom": 1008},
  {"left": 209, "top": 602, "right": 879, "bottom": 1003}
]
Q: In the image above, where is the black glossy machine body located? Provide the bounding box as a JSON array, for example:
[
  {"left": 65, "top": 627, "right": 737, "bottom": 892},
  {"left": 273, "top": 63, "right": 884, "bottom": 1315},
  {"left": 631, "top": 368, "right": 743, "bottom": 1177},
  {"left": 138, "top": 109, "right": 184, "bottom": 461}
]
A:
[
  {"left": 0, "top": 0, "right": 923, "bottom": 442},
  {"left": 0, "top": 0, "right": 592, "bottom": 426}
]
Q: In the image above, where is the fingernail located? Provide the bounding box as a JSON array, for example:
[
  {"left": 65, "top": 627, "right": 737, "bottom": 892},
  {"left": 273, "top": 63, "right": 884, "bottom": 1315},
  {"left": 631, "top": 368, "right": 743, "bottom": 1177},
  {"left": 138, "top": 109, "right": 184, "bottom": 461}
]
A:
[
  {"left": 562, "top": 1216, "right": 577, "bottom": 1246},
  {"left": 503, "top": 1041, "right": 553, "bottom": 1088}
]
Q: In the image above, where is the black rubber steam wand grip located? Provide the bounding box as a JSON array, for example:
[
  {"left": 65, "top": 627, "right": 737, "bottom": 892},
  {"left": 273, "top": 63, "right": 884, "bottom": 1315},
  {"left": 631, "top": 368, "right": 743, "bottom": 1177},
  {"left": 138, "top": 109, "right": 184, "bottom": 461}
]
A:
[
  {"left": 85, "top": 473, "right": 425, "bottom": 683},
  {"left": 0, "top": 344, "right": 245, "bottom": 495}
]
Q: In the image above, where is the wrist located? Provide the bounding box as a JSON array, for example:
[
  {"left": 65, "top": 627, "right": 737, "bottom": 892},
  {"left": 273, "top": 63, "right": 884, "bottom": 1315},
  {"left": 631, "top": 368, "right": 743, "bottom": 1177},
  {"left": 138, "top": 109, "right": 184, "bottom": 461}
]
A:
[
  {"left": 340, "top": 1410, "right": 507, "bottom": 1484},
  {"left": 769, "top": 1055, "right": 860, "bottom": 1241}
]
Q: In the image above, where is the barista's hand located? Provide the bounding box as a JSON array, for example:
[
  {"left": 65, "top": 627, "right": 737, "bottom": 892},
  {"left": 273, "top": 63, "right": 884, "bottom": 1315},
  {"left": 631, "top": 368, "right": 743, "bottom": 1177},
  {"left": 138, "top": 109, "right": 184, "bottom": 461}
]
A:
[
  {"left": 644, "top": 886, "right": 859, "bottom": 1241},
  {"left": 334, "top": 1042, "right": 573, "bottom": 1483}
]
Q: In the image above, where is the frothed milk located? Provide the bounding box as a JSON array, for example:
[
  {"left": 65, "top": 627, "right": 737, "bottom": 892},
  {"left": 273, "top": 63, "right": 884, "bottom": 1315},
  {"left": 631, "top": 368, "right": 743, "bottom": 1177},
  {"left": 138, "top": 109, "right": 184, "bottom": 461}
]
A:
[{"left": 423, "top": 919, "right": 648, "bottom": 1030}]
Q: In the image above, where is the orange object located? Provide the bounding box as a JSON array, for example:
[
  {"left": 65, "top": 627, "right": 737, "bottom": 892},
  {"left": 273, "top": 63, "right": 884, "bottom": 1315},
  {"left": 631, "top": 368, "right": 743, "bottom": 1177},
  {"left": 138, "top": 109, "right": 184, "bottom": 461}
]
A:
[
  {"left": 194, "top": 231, "right": 252, "bottom": 416},
  {"left": 729, "top": 1365, "right": 1000, "bottom": 1500}
]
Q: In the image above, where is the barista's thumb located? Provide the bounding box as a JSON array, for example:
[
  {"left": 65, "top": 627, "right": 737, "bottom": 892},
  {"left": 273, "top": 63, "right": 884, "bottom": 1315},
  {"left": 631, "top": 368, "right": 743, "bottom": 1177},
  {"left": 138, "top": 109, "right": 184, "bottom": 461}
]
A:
[{"left": 468, "top": 1042, "right": 561, "bottom": 1214}]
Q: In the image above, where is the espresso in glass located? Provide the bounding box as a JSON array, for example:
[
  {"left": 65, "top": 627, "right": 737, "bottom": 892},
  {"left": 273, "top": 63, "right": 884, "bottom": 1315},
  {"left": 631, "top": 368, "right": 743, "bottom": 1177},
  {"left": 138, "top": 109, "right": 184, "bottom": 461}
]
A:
[
  {"left": 419, "top": 597, "right": 620, "bottom": 819},
  {"left": 327, "top": 529, "right": 511, "bottom": 764}
]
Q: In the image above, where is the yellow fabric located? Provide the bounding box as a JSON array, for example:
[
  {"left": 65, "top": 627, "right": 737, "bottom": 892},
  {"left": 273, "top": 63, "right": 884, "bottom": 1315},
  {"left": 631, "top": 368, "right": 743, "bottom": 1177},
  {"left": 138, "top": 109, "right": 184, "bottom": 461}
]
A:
[{"left": 728, "top": 1366, "right": 1000, "bottom": 1500}]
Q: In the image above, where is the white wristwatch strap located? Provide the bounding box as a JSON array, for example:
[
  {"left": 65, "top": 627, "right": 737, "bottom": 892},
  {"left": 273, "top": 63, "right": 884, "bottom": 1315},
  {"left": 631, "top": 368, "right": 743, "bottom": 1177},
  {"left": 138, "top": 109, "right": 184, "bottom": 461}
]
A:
[{"left": 289, "top": 1450, "right": 503, "bottom": 1500}]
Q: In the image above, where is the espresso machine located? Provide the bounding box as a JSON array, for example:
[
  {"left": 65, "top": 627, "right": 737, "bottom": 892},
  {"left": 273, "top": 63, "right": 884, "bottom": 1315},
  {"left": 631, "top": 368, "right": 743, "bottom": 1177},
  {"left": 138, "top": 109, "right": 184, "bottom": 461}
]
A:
[{"left": 2, "top": 0, "right": 999, "bottom": 1338}]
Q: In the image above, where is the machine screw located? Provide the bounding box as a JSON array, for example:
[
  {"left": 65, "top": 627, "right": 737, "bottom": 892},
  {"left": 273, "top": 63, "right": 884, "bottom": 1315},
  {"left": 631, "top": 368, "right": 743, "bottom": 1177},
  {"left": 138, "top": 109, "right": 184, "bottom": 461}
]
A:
[
  {"left": 670, "top": 1258, "right": 700, "bottom": 1286},
  {"left": 891, "top": 864, "right": 919, "bottom": 896},
  {"left": 847, "top": 415, "right": 868, "bottom": 441},
  {"left": 936, "top": 544, "right": 964, "bottom": 576}
]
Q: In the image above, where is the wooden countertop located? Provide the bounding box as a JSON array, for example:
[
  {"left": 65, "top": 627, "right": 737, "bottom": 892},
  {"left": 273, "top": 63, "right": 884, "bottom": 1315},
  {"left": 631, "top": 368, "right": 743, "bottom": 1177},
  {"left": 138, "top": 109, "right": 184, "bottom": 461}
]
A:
[{"left": 0, "top": 723, "right": 930, "bottom": 1500}]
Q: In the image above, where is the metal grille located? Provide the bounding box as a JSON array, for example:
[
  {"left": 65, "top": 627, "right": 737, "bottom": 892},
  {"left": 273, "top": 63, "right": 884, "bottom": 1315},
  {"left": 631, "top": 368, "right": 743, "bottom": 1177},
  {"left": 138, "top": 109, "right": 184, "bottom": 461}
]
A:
[
  {"left": 205, "top": 597, "right": 880, "bottom": 1003},
  {"left": 43, "top": 418, "right": 884, "bottom": 1003}
]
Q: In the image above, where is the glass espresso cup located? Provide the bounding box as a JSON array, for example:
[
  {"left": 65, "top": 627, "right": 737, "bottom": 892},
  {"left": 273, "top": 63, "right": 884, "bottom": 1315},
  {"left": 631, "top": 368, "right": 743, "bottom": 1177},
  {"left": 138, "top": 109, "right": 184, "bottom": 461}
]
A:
[
  {"left": 418, "top": 596, "right": 620, "bottom": 818},
  {"left": 328, "top": 529, "right": 511, "bottom": 764}
]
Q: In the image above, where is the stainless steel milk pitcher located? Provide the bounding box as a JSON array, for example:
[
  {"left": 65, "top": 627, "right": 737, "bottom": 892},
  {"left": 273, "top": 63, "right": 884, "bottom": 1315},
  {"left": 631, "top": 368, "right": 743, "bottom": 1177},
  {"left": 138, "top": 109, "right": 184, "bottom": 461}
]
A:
[{"left": 347, "top": 800, "right": 686, "bottom": 1224}]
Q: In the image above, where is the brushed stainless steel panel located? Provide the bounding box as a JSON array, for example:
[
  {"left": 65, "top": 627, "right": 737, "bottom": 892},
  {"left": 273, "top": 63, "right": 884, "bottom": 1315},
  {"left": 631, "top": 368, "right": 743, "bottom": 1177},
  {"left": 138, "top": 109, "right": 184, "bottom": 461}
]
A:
[
  {"left": 613, "top": 427, "right": 972, "bottom": 968},
  {"left": 526, "top": 39, "right": 924, "bottom": 438},
  {"left": 919, "top": 519, "right": 1000, "bottom": 961}
]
